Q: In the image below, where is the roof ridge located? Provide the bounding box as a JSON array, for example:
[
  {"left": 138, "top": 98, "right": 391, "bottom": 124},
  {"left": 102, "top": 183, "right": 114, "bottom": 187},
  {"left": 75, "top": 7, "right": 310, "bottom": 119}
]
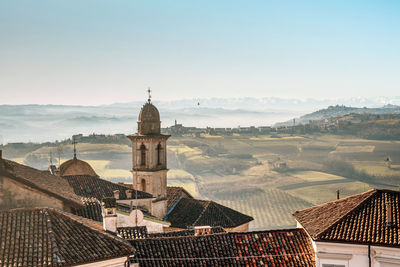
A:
[
  {"left": 314, "top": 189, "right": 377, "bottom": 238},
  {"left": 296, "top": 189, "right": 376, "bottom": 214},
  {"left": 211, "top": 201, "right": 237, "bottom": 226},
  {"left": 192, "top": 200, "right": 212, "bottom": 226}
]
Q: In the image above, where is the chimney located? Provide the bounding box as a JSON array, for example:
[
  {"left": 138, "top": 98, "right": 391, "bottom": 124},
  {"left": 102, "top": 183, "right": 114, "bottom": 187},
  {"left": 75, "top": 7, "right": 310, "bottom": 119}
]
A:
[
  {"left": 336, "top": 190, "right": 340, "bottom": 200},
  {"left": 113, "top": 190, "right": 120, "bottom": 200},
  {"left": 101, "top": 197, "right": 117, "bottom": 232},
  {"left": 126, "top": 189, "right": 133, "bottom": 199},
  {"left": 194, "top": 226, "right": 212, "bottom": 236},
  {"left": 386, "top": 202, "right": 393, "bottom": 226}
]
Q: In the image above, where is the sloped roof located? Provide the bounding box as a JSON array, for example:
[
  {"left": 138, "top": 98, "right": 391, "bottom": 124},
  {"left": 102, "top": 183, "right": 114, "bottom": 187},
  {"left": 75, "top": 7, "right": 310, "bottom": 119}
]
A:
[
  {"left": 166, "top": 186, "right": 193, "bottom": 211},
  {"left": 0, "top": 159, "right": 83, "bottom": 207},
  {"left": 130, "top": 229, "right": 315, "bottom": 267},
  {"left": 73, "top": 197, "right": 103, "bottom": 222},
  {"left": 165, "top": 197, "right": 253, "bottom": 228},
  {"left": 62, "top": 174, "right": 153, "bottom": 200},
  {"left": 118, "top": 226, "right": 148, "bottom": 240},
  {"left": 294, "top": 189, "right": 400, "bottom": 247},
  {"left": 0, "top": 208, "right": 134, "bottom": 267}
]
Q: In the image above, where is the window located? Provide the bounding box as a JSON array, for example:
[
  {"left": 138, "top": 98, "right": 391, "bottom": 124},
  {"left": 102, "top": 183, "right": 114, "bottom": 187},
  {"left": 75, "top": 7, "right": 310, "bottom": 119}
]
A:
[
  {"left": 156, "top": 143, "right": 162, "bottom": 165},
  {"left": 141, "top": 179, "right": 146, "bottom": 192},
  {"left": 140, "top": 144, "right": 146, "bottom": 166}
]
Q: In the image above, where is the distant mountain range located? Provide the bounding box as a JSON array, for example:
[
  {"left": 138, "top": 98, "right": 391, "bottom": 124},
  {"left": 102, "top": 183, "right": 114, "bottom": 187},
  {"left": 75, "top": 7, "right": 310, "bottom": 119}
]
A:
[
  {"left": 274, "top": 104, "right": 400, "bottom": 127},
  {"left": 1, "top": 97, "right": 400, "bottom": 143}
]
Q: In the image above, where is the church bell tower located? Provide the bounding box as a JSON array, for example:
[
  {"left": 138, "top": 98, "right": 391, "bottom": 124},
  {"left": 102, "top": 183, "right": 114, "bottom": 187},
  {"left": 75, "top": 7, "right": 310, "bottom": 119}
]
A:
[{"left": 128, "top": 90, "right": 170, "bottom": 218}]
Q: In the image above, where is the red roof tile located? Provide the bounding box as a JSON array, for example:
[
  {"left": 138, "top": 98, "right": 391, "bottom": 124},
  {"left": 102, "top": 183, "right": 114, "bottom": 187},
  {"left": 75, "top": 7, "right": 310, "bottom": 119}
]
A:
[{"left": 130, "top": 228, "right": 315, "bottom": 266}]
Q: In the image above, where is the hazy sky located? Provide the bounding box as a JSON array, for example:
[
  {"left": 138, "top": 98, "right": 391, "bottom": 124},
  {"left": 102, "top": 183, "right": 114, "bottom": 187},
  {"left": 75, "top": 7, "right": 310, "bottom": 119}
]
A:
[{"left": 0, "top": 0, "right": 399, "bottom": 105}]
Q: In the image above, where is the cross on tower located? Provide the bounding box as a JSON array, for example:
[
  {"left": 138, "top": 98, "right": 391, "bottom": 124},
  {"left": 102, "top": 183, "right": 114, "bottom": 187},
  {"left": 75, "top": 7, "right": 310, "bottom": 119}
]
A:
[
  {"left": 72, "top": 138, "right": 78, "bottom": 159},
  {"left": 147, "top": 88, "right": 152, "bottom": 103}
]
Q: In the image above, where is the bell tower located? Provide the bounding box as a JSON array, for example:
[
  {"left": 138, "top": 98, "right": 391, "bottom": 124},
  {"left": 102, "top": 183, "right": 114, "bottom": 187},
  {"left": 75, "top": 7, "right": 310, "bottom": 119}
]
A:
[{"left": 128, "top": 90, "right": 170, "bottom": 218}]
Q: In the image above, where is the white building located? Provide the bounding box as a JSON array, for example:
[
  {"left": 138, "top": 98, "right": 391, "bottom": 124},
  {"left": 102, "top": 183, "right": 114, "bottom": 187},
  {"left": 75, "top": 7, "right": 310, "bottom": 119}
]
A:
[{"left": 294, "top": 189, "right": 400, "bottom": 267}]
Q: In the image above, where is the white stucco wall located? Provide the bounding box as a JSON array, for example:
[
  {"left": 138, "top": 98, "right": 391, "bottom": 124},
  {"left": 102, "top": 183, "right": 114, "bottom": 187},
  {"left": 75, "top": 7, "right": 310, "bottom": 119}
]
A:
[
  {"left": 116, "top": 212, "right": 169, "bottom": 233},
  {"left": 314, "top": 241, "right": 400, "bottom": 267}
]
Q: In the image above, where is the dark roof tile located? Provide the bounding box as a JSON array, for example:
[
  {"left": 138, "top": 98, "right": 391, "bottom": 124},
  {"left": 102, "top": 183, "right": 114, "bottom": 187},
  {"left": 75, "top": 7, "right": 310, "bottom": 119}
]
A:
[
  {"left": 166, "top": 197, "right": 253, "bottom": 228},
  {"left": 167, "top": 186, "right": 193, "bottom": 211},
  {"left": 62, "top": 175, "right": 153, "bottom": 201}
]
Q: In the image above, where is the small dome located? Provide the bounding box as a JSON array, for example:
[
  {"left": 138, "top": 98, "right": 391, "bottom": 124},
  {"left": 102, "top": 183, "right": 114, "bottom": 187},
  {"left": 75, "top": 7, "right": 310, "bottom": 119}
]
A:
[
  {"left": 137, "top": 102, "right": 161, "bottom": 135},
  {"left": 138, "top": 102, "right": 160, "bottom": 122},
  {"left": 59, "top": 157, "right": 98, "bottom": 177}
]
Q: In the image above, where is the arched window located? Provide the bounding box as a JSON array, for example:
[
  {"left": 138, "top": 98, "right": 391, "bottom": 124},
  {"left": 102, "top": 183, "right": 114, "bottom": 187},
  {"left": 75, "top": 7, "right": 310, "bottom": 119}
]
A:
[
  {"left": 156, "top": 143, "right": 162, "bottom": 165},
  {"left": 141, "top": 179, "right": 146, "bottom": 192},
  {"left": 140, "top": 144, "right": 146, "bottom": 166}
]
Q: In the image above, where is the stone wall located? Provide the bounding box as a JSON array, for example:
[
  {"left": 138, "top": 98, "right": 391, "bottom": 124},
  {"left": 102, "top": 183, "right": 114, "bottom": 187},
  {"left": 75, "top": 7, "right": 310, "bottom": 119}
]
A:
[{"left": 0, "top": 175, "right": 65, "bottom": 210}]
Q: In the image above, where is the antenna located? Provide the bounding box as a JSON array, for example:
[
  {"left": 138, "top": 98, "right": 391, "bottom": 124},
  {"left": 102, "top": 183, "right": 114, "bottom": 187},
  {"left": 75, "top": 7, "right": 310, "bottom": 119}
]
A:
[{"left": 57, "top": 145, "right": 63, "bottom": 168}]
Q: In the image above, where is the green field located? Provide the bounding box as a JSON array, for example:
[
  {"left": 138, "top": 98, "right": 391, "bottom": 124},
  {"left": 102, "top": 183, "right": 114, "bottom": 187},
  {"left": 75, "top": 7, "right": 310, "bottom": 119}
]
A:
[{"left": 4, "top": 133, "right": 400, "bottom": 230}]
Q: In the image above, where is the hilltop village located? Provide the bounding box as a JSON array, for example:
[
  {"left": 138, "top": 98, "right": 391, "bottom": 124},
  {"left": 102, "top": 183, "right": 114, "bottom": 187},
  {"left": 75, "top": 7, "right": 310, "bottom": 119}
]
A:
[{"left": 1, "top": 98, "right": 400, "bottom": 266}]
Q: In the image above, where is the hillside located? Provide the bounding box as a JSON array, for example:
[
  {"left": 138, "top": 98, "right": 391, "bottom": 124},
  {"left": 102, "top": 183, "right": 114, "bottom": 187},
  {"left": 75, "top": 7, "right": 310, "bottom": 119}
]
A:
[
  {"left": 275, "top": 104, "right": 400, "bottom": 126},
  {"left": 2, "top": 132, "right": 400, "bottom": 230}
]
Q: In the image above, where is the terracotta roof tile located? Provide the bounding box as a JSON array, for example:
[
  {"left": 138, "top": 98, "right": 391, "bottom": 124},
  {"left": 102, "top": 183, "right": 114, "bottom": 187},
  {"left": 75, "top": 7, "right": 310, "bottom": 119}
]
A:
[
  {"left": 294, "top": 189, "right": 400, "bottom": 247},
  {"left": 166, "top": 197, "right": 253, "bottom": 229},
  {"left": 130, "top": 229, "right": 314, "bottom": 266},
  {"left": 0, "top": 208, "right": 134, "bottom": 266}
]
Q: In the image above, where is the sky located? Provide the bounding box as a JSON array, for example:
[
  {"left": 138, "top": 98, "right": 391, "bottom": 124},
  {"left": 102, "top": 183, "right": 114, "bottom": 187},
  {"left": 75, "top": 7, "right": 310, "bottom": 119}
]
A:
[{"left": 0, "top": 0, "right": 399, "bottom": 105}]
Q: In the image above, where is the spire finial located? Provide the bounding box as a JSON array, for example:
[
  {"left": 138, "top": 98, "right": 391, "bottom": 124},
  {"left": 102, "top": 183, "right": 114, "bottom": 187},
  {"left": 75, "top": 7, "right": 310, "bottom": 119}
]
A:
[
  {"left": 147, "top": 87, "right": 151, "bottom": 103},
  {"left": 72, "top": 138, "right": 77, "bottom": 159}
]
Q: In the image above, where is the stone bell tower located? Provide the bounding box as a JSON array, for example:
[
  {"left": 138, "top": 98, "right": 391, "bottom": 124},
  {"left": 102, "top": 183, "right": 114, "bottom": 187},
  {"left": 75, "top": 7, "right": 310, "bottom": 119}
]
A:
[{"left": 128, "top": 90, "right": 170, "bottom": 218}]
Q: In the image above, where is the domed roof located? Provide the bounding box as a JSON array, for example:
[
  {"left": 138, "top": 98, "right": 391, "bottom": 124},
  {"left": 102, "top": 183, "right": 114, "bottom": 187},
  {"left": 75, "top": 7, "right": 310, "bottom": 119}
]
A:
[
  {"left": 138, "top": 102, "right": 160, "bottom": 122},
  {"left": 59, "top": 157, "right": 98, "bottom": 177},
  {"left": 137, "top": 102, "right": 161, "bottom": 135}
]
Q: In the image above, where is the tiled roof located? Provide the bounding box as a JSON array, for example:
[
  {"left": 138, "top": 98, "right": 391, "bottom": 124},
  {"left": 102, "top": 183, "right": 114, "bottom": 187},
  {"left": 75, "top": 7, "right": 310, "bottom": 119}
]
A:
[
  {"left": 118, "top": 226, "right": 148, "bottom": 240},
  {"left": 166, "top": 186, "right": 193, "bottom": 211},
  {"left": 130, "top": 228, "right": 315, "bottom": 267},
  {"left": 0, "top": 208, "right": 134, "bottom": 267},
  {"left": 62, "top": 174, "right": 153, "bottom": 200},
  {"left": 73, "top": 197, "right": 103, "bottom": 222},
  {"left": 294, "top": 189, "right": 400, "bottom": 247},
  {"left": 165, "top": 197, "right": 253, "bottom": 228},
  {"left": 0, "top": 159, "right": 83, "bottom": 207}
]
